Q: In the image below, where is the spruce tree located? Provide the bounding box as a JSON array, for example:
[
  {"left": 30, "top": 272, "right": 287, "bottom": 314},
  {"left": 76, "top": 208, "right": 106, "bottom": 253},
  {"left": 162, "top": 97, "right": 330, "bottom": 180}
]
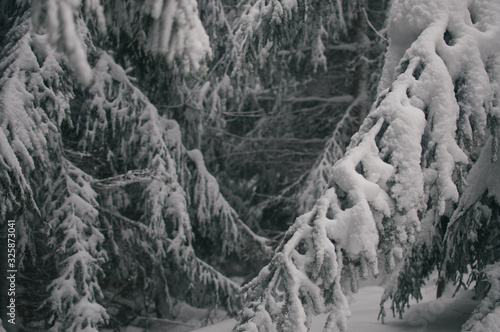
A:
[
  {"left": 234, "top": 0, "right": 500, "bottom": 331},
  {"left": 203, "top": 0, "right": 389, "bottom": 233},
  {"left": 0, "top": 1, "right": 269, "bottom": 330}
]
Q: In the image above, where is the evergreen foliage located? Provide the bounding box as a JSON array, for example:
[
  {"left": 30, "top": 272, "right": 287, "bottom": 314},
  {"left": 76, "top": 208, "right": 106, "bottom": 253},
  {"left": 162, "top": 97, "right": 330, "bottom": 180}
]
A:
[
  {"left": 379, "top": 3, "right": 500, "bottom": 332},
  {"left": 207, "top": 0, "right": 389, "bottom": 233},
  {"left": 234, "top": 0, "right": 500, "bottom": 331},
  {"left": 3, "top": 0, "right": 500, "bottom": 331},
  {"left": 0, "top": 1, "right": 269, "bottom": 330}
]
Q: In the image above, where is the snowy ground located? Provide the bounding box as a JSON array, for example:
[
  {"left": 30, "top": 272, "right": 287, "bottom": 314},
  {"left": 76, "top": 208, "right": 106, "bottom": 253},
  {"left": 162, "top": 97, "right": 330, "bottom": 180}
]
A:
[
  {"left": 192, "top": 274, "right": 479, "bottom": 332},
  {"left": 108, "top": 272, "right": 479, "bottom": 332}
]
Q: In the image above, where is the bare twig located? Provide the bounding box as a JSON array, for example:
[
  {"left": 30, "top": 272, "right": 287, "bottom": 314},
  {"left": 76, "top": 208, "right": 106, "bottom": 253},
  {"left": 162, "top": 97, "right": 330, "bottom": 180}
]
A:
[{"left": 362, "top": 7, "right": 387, "bottom": 42}]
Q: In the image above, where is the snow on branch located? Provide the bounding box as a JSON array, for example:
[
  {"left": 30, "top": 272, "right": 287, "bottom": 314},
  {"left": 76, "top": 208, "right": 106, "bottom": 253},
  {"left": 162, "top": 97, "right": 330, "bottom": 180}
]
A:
[
  {"left": 379, "top": 0, "right": 500, "bottom": 321},
  {"left": 235, "top": 190, "right": 352, "bottom": 332},
  {"left": 31, "top": 0, "right": 211, "bottom": 84},
  {"left": 443, "top": 133, "right": 500, "bottom": 279},
  {"left": 461, "top": 263, "right": 500, "bottom": 332},
  {"left": 231, "top": 0, "right": 352, "bottom": 77},
  {"left": 236, "top": 0, "right": 500, "bottom": 330},
  {"left": 0, "top": 10, "right": 74, "bottom": 221},
  {"left": 2, "top": 1, "right": 264, "bottom": 328},
  {"left": 45, "top": 159, "right": 108, "bottom": 331},
  {"left": 442, "top": 130, "right": 500, "bottom": 331},
  {"left": 186, "top": 149, "right": 271, "bottom": 259},
  {"left": 293, "top": 92, "right": 369, "bottom": 215},
  {"left": 0, "top": 14, "right": 48, "bottom": 219},
  {"left": 1, "top": 12, "right": 109, "bottom": 330},
  {"left": 74, "top": 50, "right": 269, "bottom": 259},
  {"left": 68, "top": 48, "right": 268, "bottom": 314},
  {"left": 100, "top": 0, "right": 212, "bottom": 74},
  {"left": 234, "top": 90, "right": 424, "bottom": 330},
  {"left": 99, "top": 206, "right": 243, "bottom": 314},
  {"left": 31, "top": 0, "right": 105, "bottom": 85}
]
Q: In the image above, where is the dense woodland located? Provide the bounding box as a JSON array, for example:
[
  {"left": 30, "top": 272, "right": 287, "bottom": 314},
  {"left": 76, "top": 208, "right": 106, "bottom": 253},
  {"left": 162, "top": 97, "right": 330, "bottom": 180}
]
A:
[{"left": 1, "top": 0, "right": 500, "bottom": 331}]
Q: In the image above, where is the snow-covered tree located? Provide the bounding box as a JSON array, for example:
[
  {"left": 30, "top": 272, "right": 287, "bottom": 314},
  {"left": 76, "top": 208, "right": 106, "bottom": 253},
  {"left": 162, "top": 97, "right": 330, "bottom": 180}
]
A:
[
  {"left": 1, "top": 1, "right": 270, "bottom": 330},
  {"left": 378, "top": 2, "right": 500, "bottom": 330},
  {"left": 288, "top": 0, "right": 389, "bottom": 215},
  {"left": 0, "top": 9, "right": 109, "bottom": 329},
  {"left": 204, "top": 0, "right": 389, "bottom": 234},
  {"left": 234, "top": 0, "right": 500, "bottom": 331}
]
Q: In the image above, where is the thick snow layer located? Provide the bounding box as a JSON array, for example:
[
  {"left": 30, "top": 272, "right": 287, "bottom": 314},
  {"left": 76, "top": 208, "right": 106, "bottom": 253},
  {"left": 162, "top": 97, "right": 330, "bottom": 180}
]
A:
[{"left": 193, "top": 279, "right": 479, "bottom": 332}]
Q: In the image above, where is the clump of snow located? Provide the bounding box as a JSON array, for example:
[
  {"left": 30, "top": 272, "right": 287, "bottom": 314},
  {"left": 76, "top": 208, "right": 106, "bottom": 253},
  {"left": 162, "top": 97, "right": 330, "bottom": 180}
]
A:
[{"left": 146, "top": 0, "right": 212, "bottom": 73}]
